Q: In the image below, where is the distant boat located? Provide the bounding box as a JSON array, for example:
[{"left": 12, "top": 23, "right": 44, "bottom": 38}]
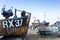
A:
[
  {"left": 56, "top": 21, "right": 60, "bottom": 31},
  {"left": 32, "top": 19, "right": 49, "bottom": 28},
  {"left": 32, "top": 12, "right": 49, "bottom": 28}
]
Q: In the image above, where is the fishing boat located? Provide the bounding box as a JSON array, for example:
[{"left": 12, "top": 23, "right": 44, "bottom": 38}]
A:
[{"left": 0, "top": 6, "right": 31, "bottom": 39}]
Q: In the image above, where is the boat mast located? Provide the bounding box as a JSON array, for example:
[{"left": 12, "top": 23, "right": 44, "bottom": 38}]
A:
[{"left": 44, "top": 11, "right": 46, "bottom": 21}]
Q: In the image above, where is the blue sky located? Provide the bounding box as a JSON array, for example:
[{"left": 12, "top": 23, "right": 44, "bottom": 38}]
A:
[{"left": 0, "top": 0, "right": 60, "bottom": 24}]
